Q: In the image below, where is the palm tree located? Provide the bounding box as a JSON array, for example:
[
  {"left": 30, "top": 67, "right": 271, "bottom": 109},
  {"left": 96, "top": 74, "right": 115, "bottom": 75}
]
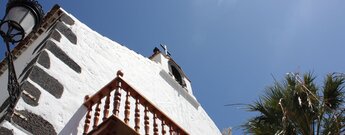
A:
[{"left": 243, "top": 72, "right": 345, "bottom": 135}]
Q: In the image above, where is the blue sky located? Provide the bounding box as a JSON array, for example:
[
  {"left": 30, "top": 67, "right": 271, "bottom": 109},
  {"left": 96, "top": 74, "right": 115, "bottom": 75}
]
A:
[{"left": 1, "top": 1, "right": 345, "bottom": 134}]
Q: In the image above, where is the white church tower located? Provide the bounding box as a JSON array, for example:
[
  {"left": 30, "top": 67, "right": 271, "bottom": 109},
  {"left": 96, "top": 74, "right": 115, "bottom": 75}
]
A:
[{"left": 0, "top": 5, "right": 221, "bottom": 135}]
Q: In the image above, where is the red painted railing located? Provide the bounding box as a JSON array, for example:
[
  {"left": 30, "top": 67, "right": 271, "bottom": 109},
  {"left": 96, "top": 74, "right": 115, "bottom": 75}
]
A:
[{"left": 83, "top": 70, "right": 189, "bottom": 135}]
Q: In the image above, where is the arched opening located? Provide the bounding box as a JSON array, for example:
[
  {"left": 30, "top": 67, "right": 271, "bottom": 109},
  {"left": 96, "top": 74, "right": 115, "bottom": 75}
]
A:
[{"left": 171, "top": 65, "right": 183, "bottom": 85}]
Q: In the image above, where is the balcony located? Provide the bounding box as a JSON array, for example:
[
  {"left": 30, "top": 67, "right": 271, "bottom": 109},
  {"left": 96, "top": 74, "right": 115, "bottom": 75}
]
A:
[{"left": 83, "top": 70, "right": 189, "bottom": 135}]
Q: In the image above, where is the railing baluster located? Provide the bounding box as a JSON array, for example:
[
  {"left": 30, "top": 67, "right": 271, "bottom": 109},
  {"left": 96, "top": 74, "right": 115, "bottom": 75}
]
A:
[
  {"left": 169, "top": 125, "right": 174, "bottom": 135},
  {"left": 93, "top": 99, "right": 101, "bottom": 129},
  {"left": 161, "top": 119, "right": 166, "bottom": 135},
  {"left": 134, "top": 97, "right": 140, "bottom": 132},
  {"left": 124, "top": 90, "right": 131, "bottom": 124},
  {"left": 113, "top": 81, "right": 121, "bottom": 116},
  {"left": 153, "top": 113, "right": 159, "bottom": 135},
  {"left": 144, "top": 105, "right": 150, "bottom": 135},
  {"left": 177, "top": 129, "right": 181, "bottom": 135},
  {"left": 103, "top": 92, "right": 111, "bottom": 121},
  {"left": 83, "top": 71, "right": 189, "bottom": 135},
  {"left": 83, "top": 96, "right": 91, "bottom": 135}
]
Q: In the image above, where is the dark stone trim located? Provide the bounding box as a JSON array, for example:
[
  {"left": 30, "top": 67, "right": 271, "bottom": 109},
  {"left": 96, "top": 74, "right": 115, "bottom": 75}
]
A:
[
  {"left": 55, "top": 22, "right": 77, "bottom": 44},
  {"left": 32, "top": 39, "right": 81, "bottom": 73},
  {"left": 45, "top": 41, "right": 81, "bottom": 73},
  {"left": 32, "top": 30, "right": 57, "bottom": 54},
  {"left": 0, "top": 127, "right": 13, "bottom": 135},
  {"left": 29, "top": 66, "right": 64, "bottom": 99},
  {"left": 12, "top": 110, "right": 56, "bottom": 135},
  {"left": 50, "top": 29, "right": 62, "bottom": 42},
  {"left": 60, "top": 14, "right": 75, "bottom": 25},
  {"left": 20, "top": 81, "right": 41, "bottom": 106},
  {"left": 19, "top": 55, "right": 38, "bottom": 79},
  {"left": 18, "top": 55, "right": 38, "bottom": 80},
  {"left": 37, "top": 51, "right": 50, "bottom": 69},
  {"left": 34, "top": 39, "right": 55, "bottom": 57},
  {"left": 32, "top": 29, "right": 61, "bottom": 55}
]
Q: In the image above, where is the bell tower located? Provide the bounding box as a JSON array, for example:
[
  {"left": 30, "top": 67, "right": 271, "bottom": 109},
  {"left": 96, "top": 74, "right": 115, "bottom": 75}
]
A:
[{"left": 149, "top": 45, "right": 193, "bottom": 95}]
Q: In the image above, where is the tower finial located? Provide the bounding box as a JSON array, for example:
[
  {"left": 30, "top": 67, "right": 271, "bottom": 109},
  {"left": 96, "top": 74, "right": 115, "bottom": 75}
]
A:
[
  {"left": 160, "top": 44, "right": 171, "bottom": 56},
  {"left": 117, "top": 70, "right": 124, "bottom": 77}
]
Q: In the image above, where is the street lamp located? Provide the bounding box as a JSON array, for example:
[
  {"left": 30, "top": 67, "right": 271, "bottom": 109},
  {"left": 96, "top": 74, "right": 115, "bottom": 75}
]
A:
[{"left": 0, "top": 0, "right": 43, "bottom": 120}]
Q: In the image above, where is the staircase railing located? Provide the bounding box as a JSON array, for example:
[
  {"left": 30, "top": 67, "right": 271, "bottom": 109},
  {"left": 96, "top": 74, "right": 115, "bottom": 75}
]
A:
[{"left": 83, "top": 70, "right": 189, "bottom": 135}]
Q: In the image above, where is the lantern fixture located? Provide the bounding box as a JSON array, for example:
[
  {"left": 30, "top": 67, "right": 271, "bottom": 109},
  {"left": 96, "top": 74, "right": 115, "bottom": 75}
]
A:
[
  {"left": 0, "top": 0, "right": 44, "bottom": 122},
  {"left": 1, "top": 0, "right": 44, "bottom": 43}
]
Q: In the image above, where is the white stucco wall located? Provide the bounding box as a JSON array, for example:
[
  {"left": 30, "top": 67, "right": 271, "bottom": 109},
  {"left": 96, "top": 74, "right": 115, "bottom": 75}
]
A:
[{"left": 1, "top": 8, "right": 221, "bottom": 135}]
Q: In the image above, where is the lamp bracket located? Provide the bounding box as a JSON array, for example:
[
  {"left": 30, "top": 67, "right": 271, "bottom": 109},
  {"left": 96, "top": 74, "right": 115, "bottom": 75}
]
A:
[{"left": 0, "top": 20, "right": 25, "bottom": 44}]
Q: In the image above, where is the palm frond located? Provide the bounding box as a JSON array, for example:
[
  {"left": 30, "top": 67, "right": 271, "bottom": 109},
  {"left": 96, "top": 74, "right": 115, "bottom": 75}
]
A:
[
  {"left": 244, "top": 72, "right": 345, "bottom": 135},
  {"left": 323, "top": 74, "right": 345, "bottom": 111}
]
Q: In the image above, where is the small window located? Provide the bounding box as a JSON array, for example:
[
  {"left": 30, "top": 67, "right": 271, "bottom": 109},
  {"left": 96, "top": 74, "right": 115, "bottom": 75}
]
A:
[{"left": 171, "top": 65, "right": 183, "bottom": 86}]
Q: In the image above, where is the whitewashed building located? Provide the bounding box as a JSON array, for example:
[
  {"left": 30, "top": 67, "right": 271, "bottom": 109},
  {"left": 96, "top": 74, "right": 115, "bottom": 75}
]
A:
[{"left": 0, "top": 5, "right": 221, "bottom": 135}]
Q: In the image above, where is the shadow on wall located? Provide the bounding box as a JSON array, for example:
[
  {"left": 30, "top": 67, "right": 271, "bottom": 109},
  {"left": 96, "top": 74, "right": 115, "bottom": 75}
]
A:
[
  {"left": 59, "top": 105, "right": 87, "bottom": 135},
  {"left": 0, "top": 97, "right": 10, "bottom": 123},
  {"left": 159, "top": 70, "right": 200, "bottom": 109}
]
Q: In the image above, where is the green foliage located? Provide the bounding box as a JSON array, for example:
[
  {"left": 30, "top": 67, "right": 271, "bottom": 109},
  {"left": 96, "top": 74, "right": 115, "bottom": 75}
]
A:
[{"left": 243, "top": 73, "right": 345, "bottom": 135}]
